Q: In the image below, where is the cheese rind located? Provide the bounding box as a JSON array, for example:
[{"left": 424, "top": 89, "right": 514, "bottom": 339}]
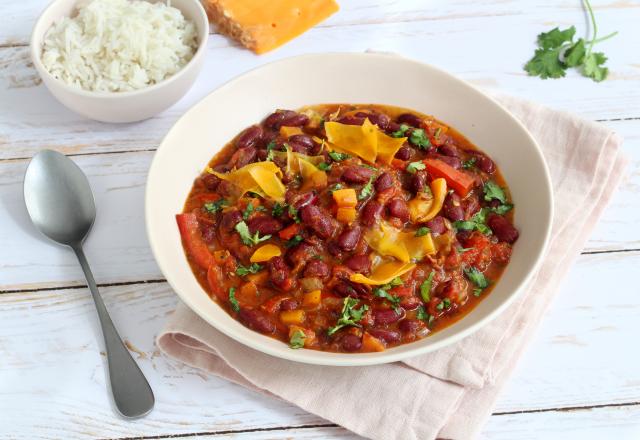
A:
[{"left": 207, "top": 0, "right": 339, "bottom": 54}]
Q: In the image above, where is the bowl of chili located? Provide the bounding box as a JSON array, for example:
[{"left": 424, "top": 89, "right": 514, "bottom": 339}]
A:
[{"left": 146, "top": 53, "right": 553, "bottom": 366}]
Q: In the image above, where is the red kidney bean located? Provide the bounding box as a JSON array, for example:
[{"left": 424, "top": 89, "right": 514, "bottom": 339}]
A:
[
  {"left": 304, "top": 259, "right": 330, "bottom": 279},
  {"left": 337, "top": 226, "right": 361, "bottom": 251},
  {"left": 397, "top": 113, "right": 423, "bottom": 127},
  {"left": 443, "top": 193, "right": 465, "bottom": 222},
  {"left": 361, "top": 200, "right": 383, "bottom": 226},
  {"left": 202, "top": 174, "right": 221, "bottom": 191},
  {"left": 411, "top": 170, "right": 428, "bottom": 193},
  {"left": 300, "top": 205, "right": 336, "bottom": 239},
  {"left": 268, "top": 256, "right": 292, "bottom": 290},
  {"left": 287, "top": 134, "right": 315, "bottom": 155},
  {"left": 367, "top": 328, "right": 401, "bottom": 343},
  {"left": 286, "top": 242, "right": 318, "bottom": 267},
  {"left": 439, "top": 143, "right": 460, "bottom": 158},
  {"left": 386, "top": 121, "right": 401, "bottom": 134},
  {"left": 341, "top": 166, "right": 375, "bottom": 184},
  {"left": 487, "top": 214, "right": 519, "bottom": 243},
  {"left": 429, "top": 153, "right": 461, "bottom": 169},
  {"left": 216, "top": 180, "right": 236, "bottom": 198},
  {"left": 264, "top": 110, "right": 309, "bottom": 129},
  {"left": 356, "top": 111, "right": 390, "bottom": 130},
  {"left": 280, "top": 298, "right": 299, "bottom": 311},
  {"left": 375, "top": 172, "right": 394, "bottom": 192},
  {"left": 400, "top": 297, "right": 421, "bottom": 311},
  {"left": 464, "top": 195, "right": 481, "bottom": 219},
  {"left": 467, "top": 151, "right": 496, "bottom": 174},
  {"left": 387, "top": 198, "right": 410, "bottom": 222},
  {"left": 238, "top": 309, "right": 276, "bottom": 334},
  {"left": 395, "top": 145, "right": 414, "bottom": 161},
  {"left": 425, "top": 216, "right": 447, "bottom": 235},
  {"left": 221, "top": 209, "right": 242, "bottom": 231},
  {"left": 247, "top": 215, "right": 283, "bottom": 235},
  {"left": 236, "top": 125, "right": 263, "bottom": 149},
  {"left": 340, "top": 334, "right": 362, "bottom": 352},
  {"left": 399, "top": 319, "right": 425, "bottom": 334},
  {"left": 333, "top": 281, "right": 358, "bottom": 297},
  {"left": 327, "top": 241, "right": 344, "bottom": 258},
  {"left": 338, "top": 115, "right": 366, "bottom": 126},
  {"left": 286, "top": 190, "right": 318, "bottom": 210},
  {"left": 228, "top": 147, "right": 257, "bottom": 169},
  {"left": 374, "top": 308, "right": 405, "bottom": 326},
  {"left": 344, "top": 254, "right": 371, "bottom": 273}
]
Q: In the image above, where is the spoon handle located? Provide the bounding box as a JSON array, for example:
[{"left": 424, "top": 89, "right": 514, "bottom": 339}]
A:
[{"left": 73, "top": 245, "right": 155, "bottom": 418}]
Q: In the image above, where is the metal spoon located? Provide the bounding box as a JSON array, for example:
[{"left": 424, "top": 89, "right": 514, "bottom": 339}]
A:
[{"left": 23, "top": 150, "right": 154, "bottom": 419}]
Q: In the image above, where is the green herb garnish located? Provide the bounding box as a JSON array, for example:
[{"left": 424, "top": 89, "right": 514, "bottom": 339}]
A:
[
  {"left": 317, "top": 162, "right": 332, "bottom": 171},
  {"left": 329, "top": 183, "right": 344, "bottom": 194},
  {"left": 420, "top": 271, "right": 435, "bottom": 303},
  {"left": 235, "top": 221, "right": 272, "bottom": 246},
  {"left": 454, "top": 208, "right": 492, "bottom": 235},
  {"left": 373, "top": 288, "right": 402, "bottom": 312},
  {"left": 391, "top": 124, "right": 410, "bottom": 138},
  {"left": 289, "top": 329, "right": 306, "bottom": 349},
  {"left": 483, "top": 181, "right": 507, "bottom": 204},
  {"left": 462, "top": 157, "right": 476, "bottom": 170},
  {"left": 265, "top": 140, "right": 277, "bottom": 161},
  {"left": 409, "top": 128, "right": 431, "bottom": 149},
  {"left": 415, "top": 227, "right": 431, "bottom": 237},
  {"left": 242, "top": 203, "right": 266, "bottom": 220},
  {"left": 327, "top": 297, "right": 369, "bottom": 336},
  {"left": 228, "top": 287, "right": 240, "bottom": 312},
  {"left": 464, "top": 267, "right": 491, "bottom": 297},
  {"left": 490, "top": 204, "right": 514, "bottom": 215},
  {"left": 287, "top": 205, "right": 301, "bottom": 223},
  {"left": 236, "top": 263, "right": 263, "bottom": 276},
  {"left": 358, "top": 176, "right": 375, "bottom": 200},
  {"left": 329, "top": 151, "right": 351, "bottom": 161},
  {"left": 272, "top": 202, "right": 284, "bottom": 217},
  {"left": 406, "top": 161, "right": 426, "bottom": 174},
  {"left": 285, "top": 235, "right": 304, "bottom": 248},
  {"left": 203, "top": 199, "right": 228, "bottom": 214}
]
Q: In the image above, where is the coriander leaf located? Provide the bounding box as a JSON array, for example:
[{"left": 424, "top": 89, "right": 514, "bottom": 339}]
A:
[
  {"left": 236, "top": 263, "right": 263, "bottom": 276},
  {"left": 436, "top": 301, "right": 444, "bottom": 311},
  {"left": 537, "top": 26, "right": 576, "bottom": 50},
  {"left": 329, "top": 183, "right": 344, "bottom": 194},
  {"left": 289, "top": 329, "right": 306, "bottom": 349},
  {"left": 265, "top": 140, "right": 277, "bottom": 161},
  {"left": 329, "top": 151, "right": 350, "bottom": 161},
  {"left": 524, "top": 47, "right": 567, "bottom": 79},
  {"left": 416, "top": 305, "right": 428, "bottom": 321},
  {"left": 386, "top": 277, "right": 404, "bottom": 288},
  {"left": 235, "top": 221, "right": 272, "bottom": 246},
  {"left": 358, "top": 177, "right": 375, "bottom": 200},
  {"left": 490, "top": 203, "right": 514, "bottom": 215},
  {"left": 564, "top": 38, "right": 586, "bottom": 67},
  {"left": 228, "top": 287, "right": 240, "bottom": 312},
  {"left": 409, "top": 128, "right": 431, "bottom": 149},
  {"left": 464, "top": 267, "right": 490, "bottom": 289},
  {"left": 391, "top": 124, "right": 409, "bottom": 138},
  {"left": 473, "top": 288, "right": 483, "bottom": 297},
  {"left": 317, "top": 162, "right": 332, "bottom": 171},
  {"left": 583, "top": 51, "right": 609, "bottom": 82},
  {"left": 288, "top": 205, "right": 300, "bottom": 223},
  {"left": 442, "top": 298, "right": 451, "bottom": 309},
  {"left": 406, "top": 161, "right": 426, "bottom": 174},
  {"left": 462, "top": 157, "right": 476, "bottom": 170},
  {"left": 454, "top": 208, "right": 492, "bottom": 235},
  {"left": 327, "top": 297, "right": 369, "bottom": 336},
  {"left": 415, "top": 226, "right": 431, "bottom": 237},
  {"left": 420, "top": 271, "right": 435, "bottom": 303},
  {"left": 272, "top": 202, "right": 284, "bottom": 217},
  {"left": 285, "top": 235, "right": 304, "bottom": 248},
  {"left": 242, "top": 203, "right": 254, "bottom": 220},
  {"left": 203, "top": 199, "right": 228, "bottom": 214},
  {"left": 373, "top": 287, "right": 401, "bottom": 312},
  {"left": 483, "top": 181, "right": 507, "bottom": 204}
]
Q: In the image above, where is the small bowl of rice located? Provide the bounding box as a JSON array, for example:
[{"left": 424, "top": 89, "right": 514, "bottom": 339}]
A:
[{"left": 30, "top": 0, "right": 208, "bottom": 123}]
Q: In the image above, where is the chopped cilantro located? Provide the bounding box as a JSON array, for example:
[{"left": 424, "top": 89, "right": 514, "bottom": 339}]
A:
[
  {"left": 443, "top": 298, "right": 451, "bottom": 309},
  {"left": 242, "top": 203, "right": 266, "bottom": 220},
  {"left": 329, "top": 183, "right": 344, "bottom": 194},
  {"left": 265, "top": 140, "right": 277, "bottom": 161},
  {"left": 361, "top": 163, "right": 378, "bottom": 171},
  {"left": 416, "top": 305, "right": 429, "bottom": 321},
  {"left": 373, "top": 287, "right": 402, "bottom": 312},
  {"left": 406, "top": 161, "right": 426, "bottom": 174},
  {"left": 236, "top": 263, "right": 263, "bottom": 276},
  {"left": 329, "top": 151, "right": 350, "bottom": 161},
  {"left": 490, "top": 203, "right": 514, "bottom": 215},
  {"left": 473, "top": 288, "right": 483, "bottom": 297},
  {"left": 203, "top": 199, "right": 228, "bottom": 214},
  {"left": 483, "top": 181, "right": 507, "bottom": 204},
  {"left": 287, "top": 205, "right": 301, "bottom": 223},
  {"left": 327, "top": 297, "right": 369, "bottom": 336},
  {"left": 409, "top": 128, "right": 431, "bottom": 149},
  {"left": 358, "top": 176, "right": 375, "bottom": 200},
  {"left": 317, "top": 162, "right": 332, "bottom": 171},
  {"left": 285, "top": 235, "right": 304, "bottom": 248},
  {"left": 391, "top": 124, "right": 410, "bottom": 138},
  {"left": 454, "top": 208, "right": 491, "bottom": 235},
  {"left": 235, "top": 221, "right": 271, "bottom": 246},
  {"left": 436, "top": 301, "right": 444, "bottom": 311},
  {"left": 228, "top": 287, "right": 240, "bottom": 312},
  {"left": 415, "top": 227, "right": 431, "bottom": 237},
  {"left": 464, "top": 267, "right": 490, "bottom": 292},
  {"left": 272, "top": 202, "right": 284, "bottom": 217},
  {"left": 462, "top": 157, "right": 476, "bottom": 170},
  {"left": 289, "top": 329, "right": 306, "bottom": 349},
  {"left": 420, "top": 271, "right": 435, "bottom": 303}
]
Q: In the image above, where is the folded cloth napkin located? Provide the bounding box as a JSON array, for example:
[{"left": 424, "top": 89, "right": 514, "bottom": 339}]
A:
[{"left": 157, "top": 94, "right": 627, "bottom": 440}]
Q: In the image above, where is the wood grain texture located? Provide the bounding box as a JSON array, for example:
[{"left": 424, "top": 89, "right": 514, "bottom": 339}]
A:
[{"left": 0, "top": 252, "right": 639, "bottom": 439}]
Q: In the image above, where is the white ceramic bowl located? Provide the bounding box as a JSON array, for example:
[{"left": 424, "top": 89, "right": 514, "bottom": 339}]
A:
[
  {"left": 30, "top": 0, "right": 209, "bottom": 123},
  {"left": 146, "top": 53, "right": 553, "bottom": 366}
]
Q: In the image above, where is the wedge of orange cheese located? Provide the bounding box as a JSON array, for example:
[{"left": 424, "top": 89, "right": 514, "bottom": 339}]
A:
[{"left": 206, "top": 0, "right": 339, "bottom": 54}]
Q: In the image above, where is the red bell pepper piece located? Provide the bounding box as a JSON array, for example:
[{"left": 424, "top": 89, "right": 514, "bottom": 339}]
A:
[
  {"left": 176, "top": 213, "right": 214, "bottom": 270},
  {"left": 424, "top": 159, "right": 475, "bottom": 197},
  {"left": 279, "top": 223, "right": 302, "bottom": 241}
]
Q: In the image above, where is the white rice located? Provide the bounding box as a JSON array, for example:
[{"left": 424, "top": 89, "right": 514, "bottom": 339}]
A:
[{"left": 41, "top": 0, "right": 198, "bottom": 92}]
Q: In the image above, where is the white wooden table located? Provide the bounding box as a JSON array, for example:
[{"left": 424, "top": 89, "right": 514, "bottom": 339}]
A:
[{"left": 1, "top": 1, "right": 639, "bottom": 438}]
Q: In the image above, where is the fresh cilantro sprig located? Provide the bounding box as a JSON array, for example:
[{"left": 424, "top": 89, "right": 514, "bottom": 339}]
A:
[
  {"left": 409, "top": 128, "right": 431, "bottom": 149},
  {"left": 391, "top": 124, "right": 410, "bottom": 138},
  {"left": 289, "top": 329, "right": 306, "bottom": 349},
  {"left": 373, "top": 277, "right": 403, "bottom": 313},
  {"left": 416, "top": 305, "right": 436, "bottom": 326},
  {"left": 483, "top": 181, "right": 507, "bottom": 204},
  {"left": 327, "top": 297, "right": 369, "bottom": 336},
  {"left": 235, "top": 221, "right": 271, "bottom": 246},
  {"left": 524, "top": 0, "right": 617, "bottom": 82},
  {"left": 329, "top": 151, "right": 351, "bottom": 162},
  {"left": 203, "top": 199, "right": 228, "bottom": 214},
  {"left": 236, "top": 263, "right": 263, "bottom": 276},
  {"left": 415, "top": 226, "right": 431, "bottom": 237},
  {"left": 272, "top": 202, "right": 284, "bottom": 217},
  {"left": 406, "top": 161, "right": 426, "bottom": 174},
  {"left": 454, "top": 208, "right": 492, "bottom": 235},
  {"left": 464, "top": 267, "right": 491, "bottom": 297},
  {"left": 358, "top": 176, "right": 375, "bottom": 200},
  {"left": 317, "top": 162, "right": 332, "bottom": 171},
  {"left": 420, "top": 271, "right": 435, "bottom": 303},
  {"left": 462, "top": 157, "right": 476, "bottom": 170},
  {"left": 242, "top": 203, "right": 266, "bottom": 220},
  {"left": 265, "top": 140, "right": 277, "bottom": 161},
  {"left": 228, "top": 287, "right": 240, "bottom": 312},
  {"left": 285, "top": 234, "right": 304, "bottom": 248}
]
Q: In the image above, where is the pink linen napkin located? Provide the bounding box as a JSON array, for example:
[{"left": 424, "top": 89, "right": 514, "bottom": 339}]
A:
[{"left": 157, "top": 95, "right": 627, "bottom": 440}]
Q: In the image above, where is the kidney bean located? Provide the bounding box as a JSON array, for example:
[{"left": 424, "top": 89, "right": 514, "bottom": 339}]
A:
[
  {"left": 238, "top": 308, "right": 276, "bottom": 334},
  {"left": 367, "top": 328, "right": 401, "bottom": 343},
  {"left": 286, "top": 242, "right": 318, "bottom": 267},
  {"left": 467, "top": 151, "right": 496, "bottom": 174},
  {"left": 280, "top": 298, "right": 299, "bottom": 311},
  {"left": 387, "top": 198, "right": 410, "bottom": 221},
  {"left": 487, "top": 214, "right": 519, "bottom": 243},
  {"left": 216, "top": 180, "right": 236, "bottom": 198},
  {"left": 344, "top": 254, "right": 371, "bottom": 273},
  {"left": 236, "top": 125, "right": 263, "bottom": 149},
  {"left": 443, "top": 193, "right": 465, "bottom": 222},
  {"left": 337, "top": 226, "right": 361, "bottom": 251},
  {"left": 399, "top": 319, "right": 425, "bottom": 334},
  {"left": 464, "top": 195, "right": 481, "bottom": 219},
  {"left": 356, "top": 111, "right": 390, "bottom": 130},
  {"left": 333, "top": 281, "right": 358, "bottom": 298},
  {"left": 221, "top": 209, "right": 242, "bottom": 231},
  {"left": 200, "top": 223, "right": 216, "bottom": 244},
  {"left": 304, "top": 259, "right": 330, "bottom": 279},
  {"left": 429, "top": 153, "right": 461, "bottom": 169},
  {"left": 386, "top": 121, "right": 401, "bottom": 134},
  {"left": 264, "top": 110, "right": 309, "bottom": 129},
  {"left": 400, "top": 297, "right": 421, "bottom": 311},
  {"left": 397, "top": 113, "right": 423, "bottom": 127},
  {"left": 374, "top": 308, "right": 405, "bottom": 326},
  {"left": 361, "top": 200, "right": 383, "bottom": 226},
  {"left": 247, "top": 215, "right": 283, "bottom": 235},
  {"left": 411, "top": 170, "right": 428, "bottom": 193},
  {"left": 268, "top": 256, "right": 292, "bottom": 290},
  {"left": 375, "top": 172, "right": 394, "bottom": 192},
  {"left": 202, "top": 174, "right": 221, "bottom": 191},
  {"left": 341, "top": 166, "right": 375, "bottom": 184},
  {"left": 300, "top": 205, "right": 336, "bottom": 239},
  {"left": 338, "top": 115, "right": 366, "bottom": 126},
  {"left": 286, "top": 190, "right": 318, "bottom": 210},
  {"left": 287, "top": 134, "right": 315, "bottom": 155},
  {"left": 228, "top": 147, "right": 257, "bottom": 169},
  {"left": 327, "top": 242, "right": 344, "bottom": 258},
  {"left": 425, "top": 216, "right": 447, "bottom": 236},
  {"left": 439, "top": 143, "right": 460, "bottom": 158},
  {"left": 395, "top": 145, "right": 414, "bottom": 161},
  {"left": 340, "top": 334, "right": 362, "bottom": 352}
]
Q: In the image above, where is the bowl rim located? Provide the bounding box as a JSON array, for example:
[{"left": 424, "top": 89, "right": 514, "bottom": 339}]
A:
[
  {"left": 146, "top": 52, "right": 554, "bottom": 366},
  {"left": 29, "top": 0, "right": 209, "bottom": 99}
]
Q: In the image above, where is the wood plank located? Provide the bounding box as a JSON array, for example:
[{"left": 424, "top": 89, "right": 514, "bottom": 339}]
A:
[
  {"left": 2, "top": 1, "right": 639, "bottom": 161},
  {"left": 1, "top": 251, "right": 639, "bottom": 439}
]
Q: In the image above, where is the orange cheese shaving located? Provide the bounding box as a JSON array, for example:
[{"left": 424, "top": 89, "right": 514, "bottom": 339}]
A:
[
  {"left": 208, "top": 161, "right": 286, "bottom": 202},
  {"left": 350, "top": 261, "right": 416, "bottom": 286}
]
